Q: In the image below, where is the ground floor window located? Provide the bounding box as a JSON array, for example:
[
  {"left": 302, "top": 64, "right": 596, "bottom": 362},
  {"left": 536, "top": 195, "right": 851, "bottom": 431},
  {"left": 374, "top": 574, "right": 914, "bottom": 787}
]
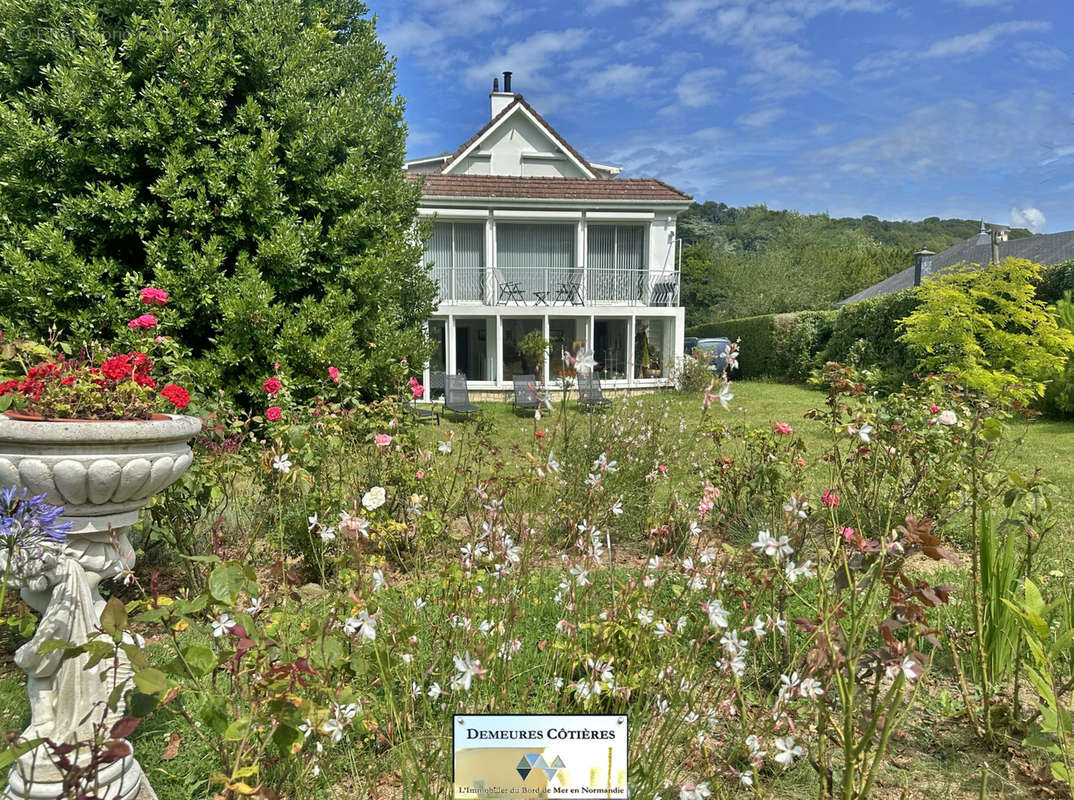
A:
[
  {"left": 549, "top": 317, "right": 586, "bottom": 380},
  {"left": 593, "top": 318, "right": 629, "bottom": 380},
  {"left": 428, "top": 320, "right": 446, "bottom": 398},
  {"left": 453, "top": 317, "right": 495, "bottom": 381},
  {"left": 501, "top": 317, "right": 543, "bottom": 381},
  {"left": 635, "top": 317, "right": 674, "bottom": 379}
]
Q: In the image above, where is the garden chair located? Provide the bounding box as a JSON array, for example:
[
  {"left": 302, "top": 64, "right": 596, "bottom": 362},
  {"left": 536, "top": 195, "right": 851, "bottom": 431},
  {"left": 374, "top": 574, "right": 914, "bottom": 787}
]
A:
[
  {"left": 552, "top": 275, "right": 583, "bottom": 306},
  {"left": 577, "top": 373, "right": 612, "bottom": 410},
  {"left": 404, "top": 401, "right": 439, "bottom": 425},
  {"left": 493, "top": 267, "right": 525, "bottom": 305},
  {"left": 444, "top": 374, "right": 482, "bottom": 419},
  {"left": 512, "top": 374, "right": 552, "bottom": 414}
]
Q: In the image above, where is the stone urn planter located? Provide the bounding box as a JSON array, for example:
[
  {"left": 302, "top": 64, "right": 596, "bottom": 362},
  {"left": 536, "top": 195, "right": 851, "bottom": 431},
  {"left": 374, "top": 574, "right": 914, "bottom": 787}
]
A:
[{"left": 0, "top": 413, "right": 201, "bottom": 800}]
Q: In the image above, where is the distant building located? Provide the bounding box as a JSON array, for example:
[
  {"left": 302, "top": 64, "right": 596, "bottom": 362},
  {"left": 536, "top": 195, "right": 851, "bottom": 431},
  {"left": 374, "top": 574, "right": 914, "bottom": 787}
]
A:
[
  {"left": 405, "top": 72, "right": 691, "bottom": 395},
  {"left": 839, "top": 226, "right": 1074, "bottom": 305}
]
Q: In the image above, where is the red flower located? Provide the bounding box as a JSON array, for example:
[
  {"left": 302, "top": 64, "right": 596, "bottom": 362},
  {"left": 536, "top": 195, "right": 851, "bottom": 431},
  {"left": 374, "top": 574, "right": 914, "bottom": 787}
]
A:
[
  {"left": 535, "top": 429, "right": 546, "bottom": 438},
  {"left": 328, "top": 366, "right": 340, "bottom": 383},
  {"left": 101, "top": 354, "right": 133, "bottom": 381},
  {"left": 265, "top": 406, "right": 282, "bottom": 421},
  {"left": 263, "top": 377, "right": 282, "bottom": 395},
  {"left": 134, "top": 373, "right": 157, "bottom": 389},
  {"left": 161, "top": 384, "right": 190, "bottom": 408},
  {"left": 774, "top": 422, "right": 793, "bottom": 435},
  {"left": 0, "top": 379, "right": 19, "bottom": 396},
  {"left": 821, "top": 490, "right": 840, "bottom": 508},
  {"left": 128, "top": 314, "right": 158, "bottom": 329},
  {"left": 139, "top": 287, "right": 169, "bottom": 306},
  {"left": 408, "top": 376, "right": 424, "bottom": 399}
]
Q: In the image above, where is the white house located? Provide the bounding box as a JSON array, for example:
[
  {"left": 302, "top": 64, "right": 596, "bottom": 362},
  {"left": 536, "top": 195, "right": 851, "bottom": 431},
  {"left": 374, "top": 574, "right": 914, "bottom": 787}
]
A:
[{"left": 406, "top": 73, "right": 691, "bottom": 396}]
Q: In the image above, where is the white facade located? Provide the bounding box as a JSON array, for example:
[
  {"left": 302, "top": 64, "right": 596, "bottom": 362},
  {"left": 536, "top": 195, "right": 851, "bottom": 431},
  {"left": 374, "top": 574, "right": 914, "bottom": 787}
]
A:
[{"left": 407, "top": 81, "right": 691, "bottom": 395}]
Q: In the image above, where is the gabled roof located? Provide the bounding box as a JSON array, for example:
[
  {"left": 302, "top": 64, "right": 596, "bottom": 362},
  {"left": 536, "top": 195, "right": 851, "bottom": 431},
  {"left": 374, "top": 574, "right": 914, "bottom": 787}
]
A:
[
  {"left": 436, "top": 94, "right": 598, "bottom": 179},
  {"left": 840, "top": 229, "right": 1074, "bottom": 304},
  {"left": 416, "top": 174, "right": 692, "bottom": 203}
]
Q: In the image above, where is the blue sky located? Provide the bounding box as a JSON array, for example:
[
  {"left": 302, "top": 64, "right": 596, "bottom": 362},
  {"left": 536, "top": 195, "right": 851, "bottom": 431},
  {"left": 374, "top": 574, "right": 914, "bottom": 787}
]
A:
[{"left": 374, "top": 0, "right": 1073, "bottom": 232}]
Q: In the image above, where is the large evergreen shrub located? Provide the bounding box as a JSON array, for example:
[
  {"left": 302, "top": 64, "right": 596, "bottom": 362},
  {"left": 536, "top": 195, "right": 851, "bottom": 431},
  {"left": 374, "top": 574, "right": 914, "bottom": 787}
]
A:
[{"left": 0, "top": 0, "right": 436, "bottom": 403}]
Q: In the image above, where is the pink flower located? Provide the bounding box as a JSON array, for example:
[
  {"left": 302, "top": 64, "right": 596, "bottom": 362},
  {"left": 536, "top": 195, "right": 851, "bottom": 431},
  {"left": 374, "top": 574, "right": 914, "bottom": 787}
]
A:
[
  {"left": 328, "top": 366, "right": 340, "bottom": 383},
  {"left": 263, "top": 377, "right": 282, "bottom": 395},
  {"left": 265, "top": 406, "right": 282, "bottom": 421},
  {"left": 821, "top": 490, "right": 840, "bottom": 508},
  {"left": 375, "top": 433, "right": 392, "bottom": 447},
  {"left": 774, "top": 422, "right": 793, "bottom": 435},
  {"left": 416, "top": 470, "right": 425, "bottom": 480},
  {"left": 139, "top": 287, "right": 169, "bottom": 306},
  {"left": 929, "top": 405, "right": 939, "bottom": 413},
  {"left": 408, "top": 376, "right": 424, "bottom": 399},
  {"left": 839, "top": 526, "right": 856, "bottom": 541},
  {"left": 127, "top": 314, "right": 158, "bottom": 329}
]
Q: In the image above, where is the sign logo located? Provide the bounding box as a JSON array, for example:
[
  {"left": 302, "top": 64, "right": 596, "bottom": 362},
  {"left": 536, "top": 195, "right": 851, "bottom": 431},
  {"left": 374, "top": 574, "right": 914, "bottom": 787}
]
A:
[{"left": 453, "top": 714, "right": 628, "bottom": 798}]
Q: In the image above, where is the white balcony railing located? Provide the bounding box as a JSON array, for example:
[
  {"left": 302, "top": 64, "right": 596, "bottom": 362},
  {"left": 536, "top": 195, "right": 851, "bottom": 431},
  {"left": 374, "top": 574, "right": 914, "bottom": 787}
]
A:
[{"left": 432, "top": 266, "right": 679, "bottom": 307}]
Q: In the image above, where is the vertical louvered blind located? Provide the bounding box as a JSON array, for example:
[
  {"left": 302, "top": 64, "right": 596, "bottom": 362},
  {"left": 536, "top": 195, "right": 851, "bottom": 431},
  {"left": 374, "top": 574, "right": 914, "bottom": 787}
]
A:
[
  {"left": 587, "top": 225, "right": 645, "bottom": 301},
  {"left": 424, "top": 222, "right": 484, "bottom": 301}
]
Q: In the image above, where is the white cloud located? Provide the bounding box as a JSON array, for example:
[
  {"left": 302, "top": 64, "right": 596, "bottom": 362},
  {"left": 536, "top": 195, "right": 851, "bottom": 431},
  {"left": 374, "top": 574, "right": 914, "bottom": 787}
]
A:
[
  {"left": 587, "top": 64, "right": 655, "bottom": 95},
  {"left": 673, "top": 67, "right": 726, "bottom": 108},
  {"left": 737, "top": 107, "right": 785, "bottom": 128},
  {"left": 1015, "top": 41, "right": 1069, "bottom": 71},
  {"left": 1010, "top": 207, "right": 1046, "bottom": 233},
  {"left": 855, "top": 20, "right": 1051, "bottom": 76},
  {"left": 462, "top": 29, "right": 593, "bottom": 91}
]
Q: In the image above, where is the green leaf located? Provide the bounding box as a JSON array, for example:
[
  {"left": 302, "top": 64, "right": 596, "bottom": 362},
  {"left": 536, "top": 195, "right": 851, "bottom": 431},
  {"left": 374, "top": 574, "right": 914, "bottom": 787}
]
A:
[
  {"left": 100, "top": 597, "right": 127, "bottom": 639},
  {"left": 208, "top": 563, "right": 245, "bottom": 605},
  {"left": 133, "top": 668, "right": 169, "bottom": 695},
  {"left": 0, "top": 738, "right": 44, "bottom": 770},
  {"left": 181, "top": 644, "right": 217, "bottom": 678},
  {"left": 223, "top": 718, "right": 250, "bottom": 742}
]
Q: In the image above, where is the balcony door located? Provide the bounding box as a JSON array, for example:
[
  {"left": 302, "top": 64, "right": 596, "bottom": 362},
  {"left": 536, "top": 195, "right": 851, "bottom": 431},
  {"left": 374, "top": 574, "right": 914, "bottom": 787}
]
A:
[
  {"left": 424, "top": 222, "right": 484, "bottom": 303},
  {"left": 587, "top": 225, "right": 645, "bottom": 303},
  {"left": 496, "top": 223, "right": 576, "bottom": 302}
]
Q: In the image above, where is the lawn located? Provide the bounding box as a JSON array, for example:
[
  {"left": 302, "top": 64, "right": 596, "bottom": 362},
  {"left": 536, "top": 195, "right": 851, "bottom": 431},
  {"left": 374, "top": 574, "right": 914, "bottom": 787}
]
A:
[{"left": 1, "top": 379, "right": 1073, "bottom": 800}]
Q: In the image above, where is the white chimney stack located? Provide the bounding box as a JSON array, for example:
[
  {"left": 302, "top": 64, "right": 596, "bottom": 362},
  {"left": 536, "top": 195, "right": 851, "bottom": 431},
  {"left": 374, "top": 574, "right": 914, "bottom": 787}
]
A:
[{"left": 490, "top": 71, "right": 514, "bottom": 119}]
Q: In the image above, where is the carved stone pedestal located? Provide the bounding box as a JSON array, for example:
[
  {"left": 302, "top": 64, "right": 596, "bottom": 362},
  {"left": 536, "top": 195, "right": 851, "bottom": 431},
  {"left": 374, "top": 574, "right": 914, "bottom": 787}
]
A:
[{"left": 0, "top": 415, "right": 200, "bottom": 800}]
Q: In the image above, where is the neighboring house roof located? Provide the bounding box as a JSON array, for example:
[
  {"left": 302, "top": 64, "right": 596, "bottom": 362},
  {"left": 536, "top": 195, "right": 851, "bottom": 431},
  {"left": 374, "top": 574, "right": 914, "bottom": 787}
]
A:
[
  {"left": 416, "top": 174, "right": 692, "bottom": 203},
  {"left": 840, "top": 229, "right": 1074, "bottom": 305},
  {"left": 435, "top": 94, "right": 597, "bottom": 178}
]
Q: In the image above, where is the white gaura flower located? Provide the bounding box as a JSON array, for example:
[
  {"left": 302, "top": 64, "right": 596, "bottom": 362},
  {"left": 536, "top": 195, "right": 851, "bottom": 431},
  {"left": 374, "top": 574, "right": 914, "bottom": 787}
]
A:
[
  {"left": 428, "top": 682, "right": 444, "bottom": 699},
  {"left": 413, "top": 597, "right": 427, "bottom": 611},
  {"left": 343, "top": 610, "right": 377, "bottom": 641},
  {"left": 438, "top": 440, "right": 452, "bottom": 454},
  {"left": 372, "top": 569, "right": 387, "bottom": 592},
  {"left": 452, "top": 652, "right": 483, "bottom": 691},
  {"left": 717, "top": 381, "right": 734, "bottom": 410},
  {"left": 773, "top": 736, "right": 803, "bottom": 766},
  {"left": 704, "top": 599, "right": 730, "bottom": 629},
  {"left": 637, "top": 608, "right": 655, "bottom": 626},
  {"left": 362, "top": 486, "right": 386, "bottom": 511},
  {"left": 246, "top": 596, "right": 264, "bottom": 616},
  {"left": 611, "top": 499, "right": 623, "bottom": 516},
  {"left": 573, "top": 347, "right": 598, "bottom": 375},
  {"left": 785, "top": 559, "right": 815, "bottom": 583},
  {"left": 748, "top": 615, "right": 767, "bottom": 638},
  {"left": 848, "top": 423, "right": 873, "bottom": 443},
  {"left": 745, "top": 734, "right": 765, "bottom": 757},
  {"left": 648, "top": 556, "right": 662, "bottom": 571},
  {"left": 307, "top": 512, "right": 318, "bottom": 531},
  {"left": 319, "top": 526, "right": 336, "bottom": 543},
  {"left": 679, "top": 781, "right": 711, "bottom": 800},
  {"left": 938, "top": 409, "right": 958, "bottom": 425},
  {"left": 320, "top": 718, "right": 344, "bottom": 742},
  {"left": 547, "top": 451, "right": 561, "bottom": 473},
  {"left": 799, "top": 676, "right": 824, "bottom": 699},
  {"left": 720, "top": 629, "right": 747, "bottom": 655},
  {"left": 654, "top": 619, "right": 671, "bottom": 638},
  {"left": 272, "top": 453, "right": 292, "bottom": 474},
  {"left": 739, "top": 770, "right": 754, "bottom": 787}
]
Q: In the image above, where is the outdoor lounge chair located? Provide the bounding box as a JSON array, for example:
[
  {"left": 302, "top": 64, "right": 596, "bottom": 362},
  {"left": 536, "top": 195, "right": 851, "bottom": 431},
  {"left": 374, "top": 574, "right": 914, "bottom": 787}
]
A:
[
  {"left": 405, "top": 401, "right": 439, "bottom": 425},
  {"left": 444, "top": 374, "right": 482, "bottom": 419},
  {"left": 493, "top": 268, "right": 525, "bottom": 305},
  {"left": 577, "top": 373, "right": 612, "bottom": 410},
  {"left": 512, "top": 374, "right": 552, "bottom": 413},
  {"left": 552, "top": 276, "right": 583, "bottom": 306}
]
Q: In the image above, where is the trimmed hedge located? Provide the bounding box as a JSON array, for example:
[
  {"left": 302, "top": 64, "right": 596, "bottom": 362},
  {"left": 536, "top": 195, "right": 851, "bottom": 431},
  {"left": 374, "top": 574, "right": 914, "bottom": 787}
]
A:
[
  {"left": 687, "top": 291, "right": 919, "bottom": 386},
  {"left": 1038, "top": 261, "right": 1074, "bottom": 305}
]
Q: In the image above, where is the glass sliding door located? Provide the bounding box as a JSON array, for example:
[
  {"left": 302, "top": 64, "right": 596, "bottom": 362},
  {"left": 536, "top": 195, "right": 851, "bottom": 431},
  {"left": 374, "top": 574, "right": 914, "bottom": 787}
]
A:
[
  {"left": 593, "top": 318, "right": 629, "bottom": 380},
  {"left": 587, "top": 225, "right": 645, "bottom": 303},
  {"left": 428, "top": 319, "right": 446, "bottom": 399},
  {"left": 548, "top": 317, "right": 586, "bottom": 380},
  {"left": 454, "top": 318, "right": 495, "bottom": 381},
  {"left": 501, "top": 318, "right": 544, "bottom": 381},
  {"left": 496, "top": 223, "right": 576, "bottom": 301},
  {"left": 634, "top": 317, "right": 673, "bottom": 379},
  {"left": 424, "top": 222, "right": 485, "bottom": 302}
]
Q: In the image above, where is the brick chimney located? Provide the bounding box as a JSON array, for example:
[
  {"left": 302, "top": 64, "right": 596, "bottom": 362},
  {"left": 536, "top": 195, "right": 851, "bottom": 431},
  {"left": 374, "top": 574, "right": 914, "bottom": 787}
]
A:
[{"left": 490, "top": 71, "right": 514, "bottom": 118}]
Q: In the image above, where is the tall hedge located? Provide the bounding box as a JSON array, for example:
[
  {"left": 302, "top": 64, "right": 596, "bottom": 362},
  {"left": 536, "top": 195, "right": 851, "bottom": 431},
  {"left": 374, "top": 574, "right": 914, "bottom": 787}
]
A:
[{"left": 0, "top": 0, "right": 436, "bottom": 403}]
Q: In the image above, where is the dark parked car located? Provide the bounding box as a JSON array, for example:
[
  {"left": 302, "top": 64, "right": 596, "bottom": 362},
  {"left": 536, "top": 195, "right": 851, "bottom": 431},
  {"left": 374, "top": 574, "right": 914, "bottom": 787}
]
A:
[
  {"left": 683, "top": 336, "right": 699, "bottom": 356},
  {"left": 693, "top": 337, "right": 732, "bottom": 374}
]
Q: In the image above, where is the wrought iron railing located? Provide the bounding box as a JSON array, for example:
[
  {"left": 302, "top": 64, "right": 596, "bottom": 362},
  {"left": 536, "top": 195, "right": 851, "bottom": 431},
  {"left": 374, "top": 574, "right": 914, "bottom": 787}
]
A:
[{"left": 433, "top": 266, "right": 679, "bottom": 307}]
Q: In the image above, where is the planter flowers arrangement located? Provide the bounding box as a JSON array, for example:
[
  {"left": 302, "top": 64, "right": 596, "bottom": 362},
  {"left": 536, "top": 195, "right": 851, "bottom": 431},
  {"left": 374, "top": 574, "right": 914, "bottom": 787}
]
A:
[{"left": 0, "top": 288, "right": 199, "bottom": 800}]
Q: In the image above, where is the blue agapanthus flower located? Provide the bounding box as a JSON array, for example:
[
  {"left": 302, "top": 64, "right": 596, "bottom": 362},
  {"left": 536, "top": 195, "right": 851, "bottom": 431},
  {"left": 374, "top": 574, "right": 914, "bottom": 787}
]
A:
[{"left": 0, "top": 485, "right": 71, "bottom": 545}]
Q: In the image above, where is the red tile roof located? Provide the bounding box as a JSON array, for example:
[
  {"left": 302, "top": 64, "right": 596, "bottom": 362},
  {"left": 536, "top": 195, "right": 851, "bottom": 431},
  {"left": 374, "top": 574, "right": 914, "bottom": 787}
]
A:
[{"left": 417, "top": 174, "right": 692, "bottom": 202}]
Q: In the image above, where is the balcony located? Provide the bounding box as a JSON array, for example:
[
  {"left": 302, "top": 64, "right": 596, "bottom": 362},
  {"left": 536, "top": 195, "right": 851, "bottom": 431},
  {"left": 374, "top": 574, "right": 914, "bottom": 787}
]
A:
[{"left": 431, "top": 266, "right": 680, "bottom": 307}]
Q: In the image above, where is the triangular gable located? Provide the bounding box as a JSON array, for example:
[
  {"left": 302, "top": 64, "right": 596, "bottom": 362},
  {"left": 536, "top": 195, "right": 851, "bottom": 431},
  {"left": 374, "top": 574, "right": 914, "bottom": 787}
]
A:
[{"left": 438, "top": 95, "right": 598, "bottom": 179}]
